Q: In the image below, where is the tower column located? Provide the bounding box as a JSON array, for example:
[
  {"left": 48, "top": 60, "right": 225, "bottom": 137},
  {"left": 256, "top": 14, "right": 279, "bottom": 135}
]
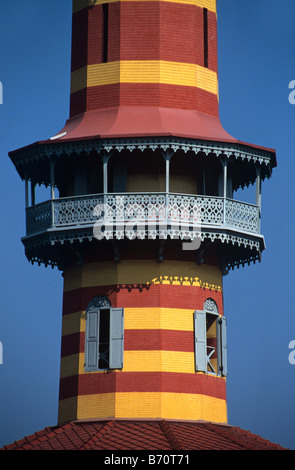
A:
[
  {"left": 58, "top": 252, "right": 227, "bottom": 425},
  {"left": 162, "top": 150, "right": 173, "bottom": 196},
  {"left": 222, "top": 158, "right": 228, "bottom": 226},
  {"left": 223, "top": 159, "right": 227, "bottom": 199},
  {"left": 101, "top": 152, "right": 110, "bottom": 194},
  {"left": 165, "top": 155, "right": 170, "bottom": 195},
  {"left": 256, "top": 166, "right": 262, "bottom": 232},
  {"left": 256, "top": 166, "right": 261, "bottom": 208}
]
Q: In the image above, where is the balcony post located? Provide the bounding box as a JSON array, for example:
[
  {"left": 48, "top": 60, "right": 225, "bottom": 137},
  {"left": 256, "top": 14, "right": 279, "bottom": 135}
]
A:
[
  {"left": 223, "top": 159, "right": 227, "bottom": 225},
  {"left": 103, "top": 159, "right": 108, "bottom": 194},
  {"left": 162, "top": 150, "right": 173, "bottom": 221},
  {"left": 50, "top": 159, "right": 56, "bottom": 200},
  {"left": 256, "top": 166, "right": 261, "bottom": 232},
  {"left": 51, "top": 199, "right": 55, "bottom": 227},
  {"left": 101, "top": 151, "right": 112, "bottom": 195},
  {"left": 255, "top": 167, "right": 261, "bottom": 208}
]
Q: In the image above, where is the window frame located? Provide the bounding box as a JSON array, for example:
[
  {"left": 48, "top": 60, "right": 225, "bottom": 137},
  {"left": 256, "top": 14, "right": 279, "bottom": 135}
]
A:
[
  {"left": 84, "top": 306, "right": 124, "bottom": 372},
  {"left": 194, "top": 309, "right": 227, "bottom": 377}
]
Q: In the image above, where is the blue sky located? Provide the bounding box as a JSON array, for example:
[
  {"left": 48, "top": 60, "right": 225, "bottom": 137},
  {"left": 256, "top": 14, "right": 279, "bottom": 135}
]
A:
[{"left": 0, "top": 0, "right": 295, "bottom": 450}]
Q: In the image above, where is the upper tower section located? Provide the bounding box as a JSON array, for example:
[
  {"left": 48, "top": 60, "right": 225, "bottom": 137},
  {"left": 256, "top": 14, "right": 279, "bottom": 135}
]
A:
[
  {"left": 70, "top": 0, "right": 218, "bottom": 119},
  {"left": 9, "top": 0, "right": 277, "bottom": 273},
  {"left": 57, "top": 0, "right": 238, "bottom": 141}
]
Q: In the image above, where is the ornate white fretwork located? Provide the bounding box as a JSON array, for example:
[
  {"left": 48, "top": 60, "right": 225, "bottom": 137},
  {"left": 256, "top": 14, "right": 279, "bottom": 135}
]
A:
[
  {"left": 225, "top": 199, "right": 259, "bottom": 233},
  {"left": 26, "top": 200, "right": 52, "bottom": 233},
  {"left": 86, "top": 295, "right": 111, "bottom": 310},
  {"left": 11, "top": 137, "right": 275, "bottom": 173},
  {"left": 23, "top": 192, "right": 265, "bottom": 271},
  {"left": 203, "top": 298, "right": 219, "bottom": 313}
]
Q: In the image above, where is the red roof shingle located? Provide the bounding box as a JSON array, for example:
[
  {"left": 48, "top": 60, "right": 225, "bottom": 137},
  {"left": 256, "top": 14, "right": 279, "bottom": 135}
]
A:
[{"left": 1, "top": 419, "right": 287, "bottom": 451}]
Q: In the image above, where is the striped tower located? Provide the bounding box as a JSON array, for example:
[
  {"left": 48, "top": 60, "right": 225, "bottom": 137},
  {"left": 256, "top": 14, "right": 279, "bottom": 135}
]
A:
[
  {"left": 10, "top": 0, "right": 276, "bottom": 430},
  {"left": 59, "top": 0, "right": 227, "bottom": 424},
  {"left": 69, "top": 0, "right": 219, "bottom": 121}
]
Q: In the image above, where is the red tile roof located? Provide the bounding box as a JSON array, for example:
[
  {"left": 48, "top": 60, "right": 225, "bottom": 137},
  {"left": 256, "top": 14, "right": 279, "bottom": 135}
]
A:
[{"left": 1, "top": 419, "right": 287, "bottom": 451}]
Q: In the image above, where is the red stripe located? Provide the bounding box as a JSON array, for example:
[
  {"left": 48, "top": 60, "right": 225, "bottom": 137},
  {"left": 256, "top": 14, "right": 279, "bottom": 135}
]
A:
[
  {"left": 61, "top": 332, "right": 83, "bottom": 357},
  {"left": 70, "top": 83, "right": 219, "bottom": 118},
  {"left": 71, "top": 7, "right": 89, "bottom": 71},
  {"left": 60, "top": 329, "right": 195, "bottom": 357},
  {"left": 59, "top": 371, "right": 226, "bottom": 401},
  {"left": 124, "top": 329, "right": 195, "bottom": 352}
]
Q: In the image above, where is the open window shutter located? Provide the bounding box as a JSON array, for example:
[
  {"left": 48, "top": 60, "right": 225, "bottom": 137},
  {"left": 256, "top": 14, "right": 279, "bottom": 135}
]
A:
[
  {"left": 194, "top": 310, "right": 207, "bottom": 372},
  {"left": 218, "top": 316, "right": 227, "bottom": 377},
  {"left": 109, "top": 308, "right": 124, "bottom": 369},
  {"left": 85, "top": 309, "right": 99, "bottom": 371}
]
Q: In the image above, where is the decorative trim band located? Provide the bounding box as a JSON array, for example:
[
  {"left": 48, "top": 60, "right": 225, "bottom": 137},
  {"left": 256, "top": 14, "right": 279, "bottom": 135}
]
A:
[
  {"left": 62, "top": 259, "right": 222, "bottom": 293},
  {"left": 10, "top": 137, "right": 275, "bottom": 182},
  {"left": 22, "top": 225, "right": 264, "bottom": 271}
]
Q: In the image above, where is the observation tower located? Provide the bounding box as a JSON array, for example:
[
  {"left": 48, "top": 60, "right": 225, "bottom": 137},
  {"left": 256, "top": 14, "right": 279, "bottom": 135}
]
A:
[{"left": 6, "top": 0, "right": 280, "bottom": 450}]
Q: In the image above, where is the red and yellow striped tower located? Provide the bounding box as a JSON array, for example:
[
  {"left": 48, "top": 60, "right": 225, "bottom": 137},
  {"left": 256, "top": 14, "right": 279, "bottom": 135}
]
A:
[
  {"left": 59, "top": 255, "right": 226, "bottom": 423},
  {"left": 69, "top": 0, "right": 219, "bottom": 130},
  {"left": 10, "top": 0, "right": 276, "bottom": 434}
]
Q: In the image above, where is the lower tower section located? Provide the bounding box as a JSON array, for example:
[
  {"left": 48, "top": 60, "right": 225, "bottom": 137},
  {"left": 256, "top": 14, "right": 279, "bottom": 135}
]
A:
[{"left": 58, "top": 246, "right": 227, "bottom": 425}]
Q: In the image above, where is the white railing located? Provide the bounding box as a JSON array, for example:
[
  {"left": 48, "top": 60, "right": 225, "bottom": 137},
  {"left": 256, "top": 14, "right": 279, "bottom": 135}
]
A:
[{"left": 25, "top": 193, "right": 260, "bottom": 237}]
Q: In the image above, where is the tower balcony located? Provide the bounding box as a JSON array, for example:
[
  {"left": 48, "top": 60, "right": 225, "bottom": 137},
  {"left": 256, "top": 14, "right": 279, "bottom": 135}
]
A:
[
  {"left": 23, "top": 191, "right": 264, "bottom": 271},
  {"left": 11, "top": 136, "right": 276, "bottom": 271}
]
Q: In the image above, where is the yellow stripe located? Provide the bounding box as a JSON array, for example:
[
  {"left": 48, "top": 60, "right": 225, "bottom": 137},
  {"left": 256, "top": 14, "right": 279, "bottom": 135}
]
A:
[
  {"left": 58, "top": 392, "right": 226, "bottom": 424},
  {"left": 63, "top": 260, "right": 222, "bottom": 293},
  {"left": 60, "top": 350, "right": 196, "bottom": 378},
  {"left": 124, "top": 350, "right": 195, "bottom": 373},
  {"left": 71, "top": 60, "right": 218, "bottom": 96},
  {"left": 60, "top": 353, "right": 82, "bottom": 379},
  {"left": 73, "top": 0, "right": 216, "bottom": 15},
  {"left": 124, "top": 308, "right": 195, "bottom": 331},
  {"left": 62, "top": 311, "right": 85, "bottom": 336}
]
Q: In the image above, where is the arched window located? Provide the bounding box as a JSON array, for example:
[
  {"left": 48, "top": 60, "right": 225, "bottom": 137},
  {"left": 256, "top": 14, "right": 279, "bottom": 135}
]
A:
[
  {"left": 194, "top": 298, "right": 227, "bottom": 377},
  {"left": 203, "top": 298, "right": 219, "bottom": 313},
  {"left": 84, "top": 296, "right": 124, "bottom": 371}
]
